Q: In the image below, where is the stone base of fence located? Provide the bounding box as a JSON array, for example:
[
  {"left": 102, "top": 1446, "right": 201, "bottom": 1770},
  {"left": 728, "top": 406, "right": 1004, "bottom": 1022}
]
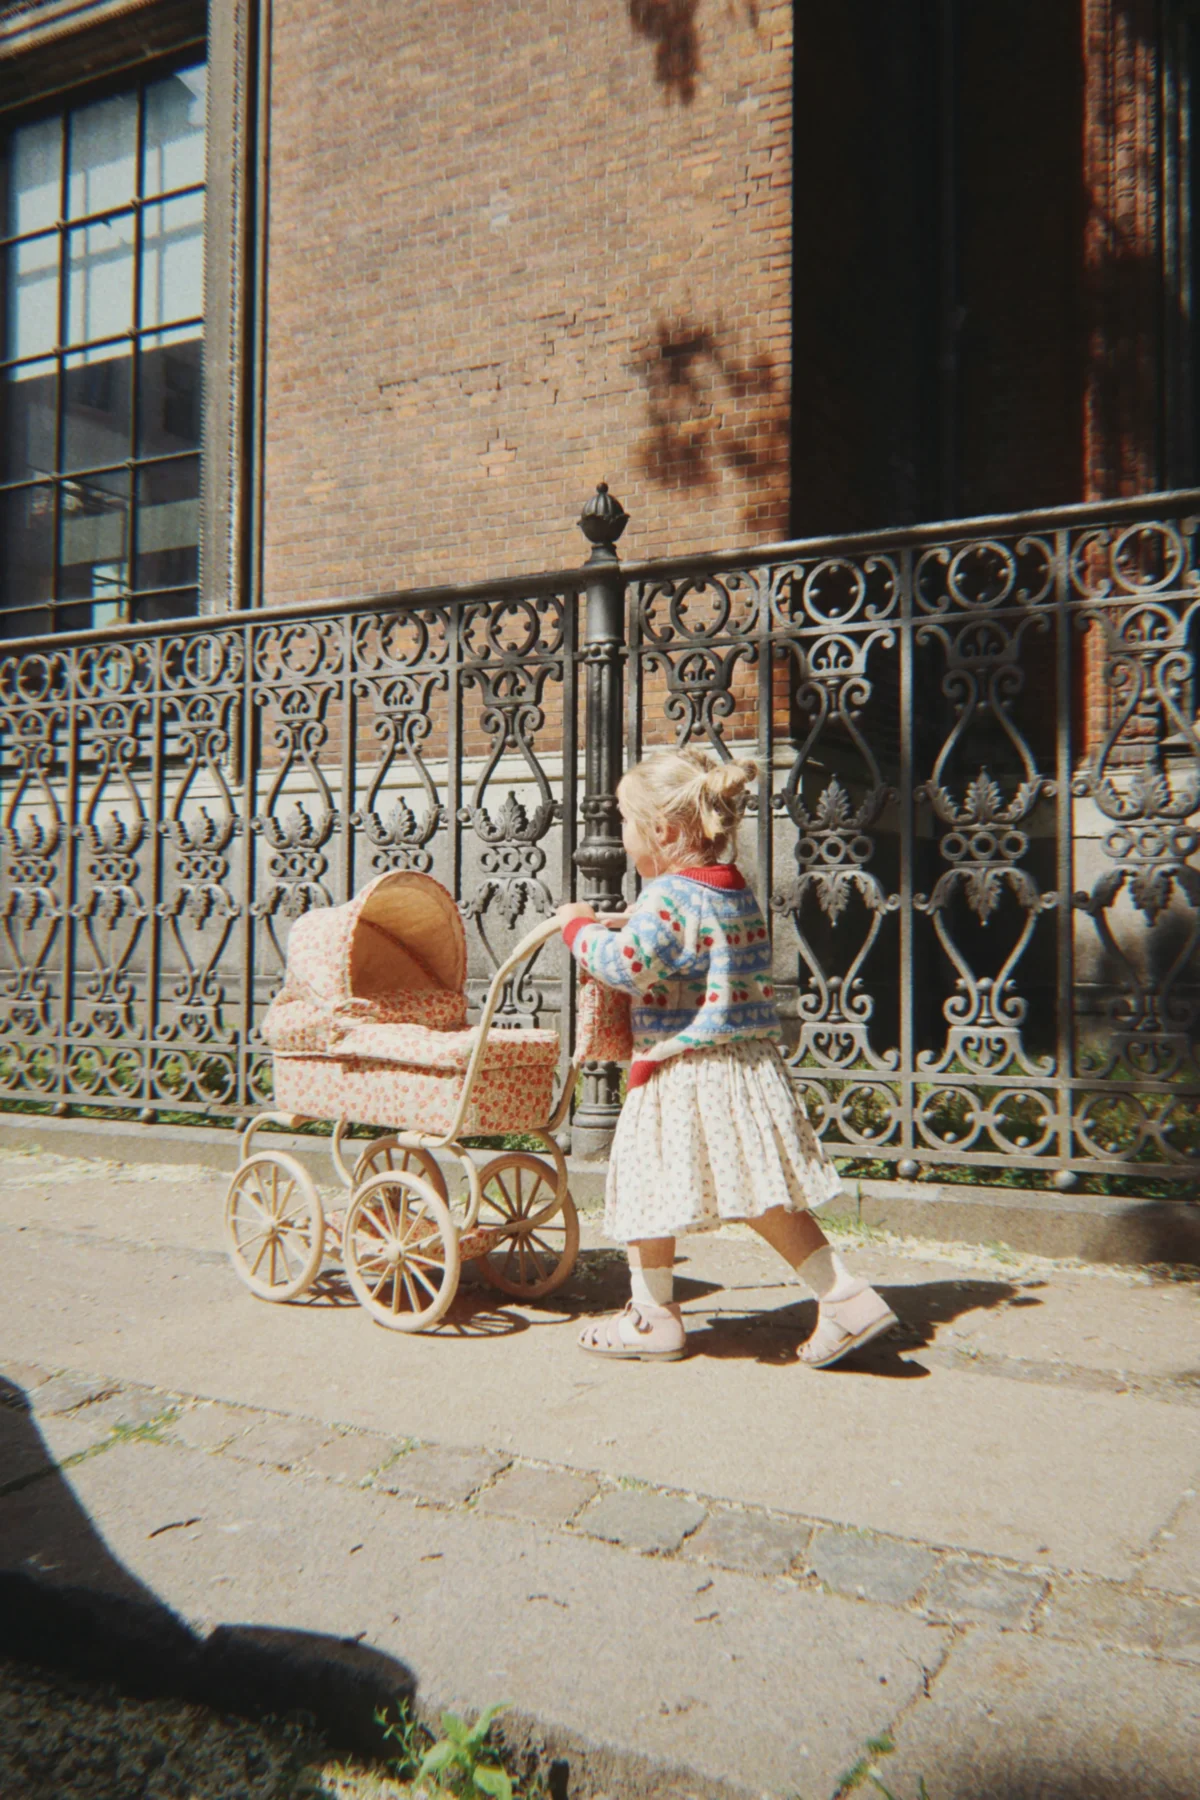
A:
[{"left": 1, "top": 1110, "right": 1195, "bottom": 1271}]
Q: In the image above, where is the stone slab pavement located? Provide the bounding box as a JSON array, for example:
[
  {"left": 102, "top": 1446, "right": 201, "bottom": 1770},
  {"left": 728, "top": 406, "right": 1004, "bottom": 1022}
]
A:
[{"left": 0, "top": 1143, "right": 1198, "bottom": 1798}]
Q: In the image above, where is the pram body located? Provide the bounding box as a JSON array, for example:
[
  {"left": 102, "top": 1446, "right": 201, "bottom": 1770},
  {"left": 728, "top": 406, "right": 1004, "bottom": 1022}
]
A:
[{"left": 225, "top": 871, "right": 579, "bottom": 1331}]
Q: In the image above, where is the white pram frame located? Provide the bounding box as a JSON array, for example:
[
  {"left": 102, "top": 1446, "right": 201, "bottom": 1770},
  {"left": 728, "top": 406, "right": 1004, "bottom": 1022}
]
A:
[{"left": 225, "top": 908, "right": 580, "bottom": 1332}]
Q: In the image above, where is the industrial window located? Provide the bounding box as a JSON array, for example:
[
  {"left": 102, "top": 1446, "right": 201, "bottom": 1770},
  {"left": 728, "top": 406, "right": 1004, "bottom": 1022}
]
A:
[{"left": 0, "top": 59, "right": 206, "bottom": 637}]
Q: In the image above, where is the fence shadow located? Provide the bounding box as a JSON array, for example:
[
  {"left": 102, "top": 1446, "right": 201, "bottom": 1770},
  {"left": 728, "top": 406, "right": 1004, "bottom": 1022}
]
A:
[{"left": 0, "top": 1376, "right": 414, "bottom": 1754}]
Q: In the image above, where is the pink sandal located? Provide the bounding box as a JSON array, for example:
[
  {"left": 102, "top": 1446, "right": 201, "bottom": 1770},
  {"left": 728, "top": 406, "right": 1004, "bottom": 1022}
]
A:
[
  {"left": 797, "top": 1287, "right": 898, "bottom": 1368},
  {"left": 578, "top": 1301, "right": 688, "bottom": 1361}
]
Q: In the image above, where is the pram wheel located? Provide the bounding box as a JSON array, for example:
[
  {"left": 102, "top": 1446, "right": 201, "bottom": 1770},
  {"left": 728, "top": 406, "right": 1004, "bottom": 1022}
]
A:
[
  {"left": 472, "top": 1152, "right": 580, "bottom": 1300},
  {"left": 343, "top": 1168, "right": 460, "bottom": 1331},
  {"left": 225, "top": 1151, "right": 325, "bottom": 1302},
  {"left": 350, "top": 1136, "right": 449, "bottom": 1204}
]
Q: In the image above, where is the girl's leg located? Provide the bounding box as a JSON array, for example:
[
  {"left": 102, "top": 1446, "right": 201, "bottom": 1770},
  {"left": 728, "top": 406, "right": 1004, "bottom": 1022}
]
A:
[
  {"left": 578, "top": 1236, "right": 687, "bottom": 1359},
  {"left": 749, "top": 1207, "right": 897, "bottom": 1367},
  {"left": 628, "top": 1235, "right": 676, "bottom": 1306}
]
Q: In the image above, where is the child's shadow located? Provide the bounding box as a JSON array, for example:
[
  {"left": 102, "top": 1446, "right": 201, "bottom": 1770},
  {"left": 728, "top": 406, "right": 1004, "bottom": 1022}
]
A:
[{"left": 687, "top": 1277, "right": 1029, "bottom": 1376}]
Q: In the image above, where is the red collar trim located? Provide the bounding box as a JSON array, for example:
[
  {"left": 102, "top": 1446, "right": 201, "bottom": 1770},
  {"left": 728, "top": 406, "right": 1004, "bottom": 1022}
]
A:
[{"left": 675, "top": 865, "right": 745, "bottom": 890}]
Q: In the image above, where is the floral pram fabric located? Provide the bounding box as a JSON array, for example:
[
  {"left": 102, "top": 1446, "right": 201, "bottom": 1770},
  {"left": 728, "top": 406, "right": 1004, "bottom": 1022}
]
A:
[{"left": 262, "top": 875, "right": 561, "bottom": 1135}]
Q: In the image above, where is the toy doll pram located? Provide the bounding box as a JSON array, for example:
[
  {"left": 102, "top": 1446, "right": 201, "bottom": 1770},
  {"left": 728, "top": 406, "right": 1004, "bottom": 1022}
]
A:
[{"left": 224, "top": 871, "right": 584, "bottom": 1332}]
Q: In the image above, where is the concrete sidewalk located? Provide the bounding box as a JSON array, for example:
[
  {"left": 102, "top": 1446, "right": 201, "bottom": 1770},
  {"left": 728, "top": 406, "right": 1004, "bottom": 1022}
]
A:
[{"left": 0, "top": 1142, "right": 1197, "bottom": 1798}]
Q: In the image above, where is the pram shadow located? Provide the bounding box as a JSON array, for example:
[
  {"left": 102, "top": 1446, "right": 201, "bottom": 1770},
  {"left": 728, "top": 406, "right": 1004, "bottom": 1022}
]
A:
[{"left": 298, "top": 1266, "right": 556, "bottom": 1338}]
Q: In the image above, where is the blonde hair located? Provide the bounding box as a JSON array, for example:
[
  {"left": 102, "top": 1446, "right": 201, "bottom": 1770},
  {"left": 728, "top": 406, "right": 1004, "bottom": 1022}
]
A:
[{"left": 618, "top": 748, "right": 757, "bottom": 866}]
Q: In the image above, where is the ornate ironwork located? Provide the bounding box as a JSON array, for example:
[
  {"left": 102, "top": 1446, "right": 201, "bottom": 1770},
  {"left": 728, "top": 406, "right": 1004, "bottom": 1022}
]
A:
[{"left": 1, "top": 489, "right": 1197, "bottom": 1190}]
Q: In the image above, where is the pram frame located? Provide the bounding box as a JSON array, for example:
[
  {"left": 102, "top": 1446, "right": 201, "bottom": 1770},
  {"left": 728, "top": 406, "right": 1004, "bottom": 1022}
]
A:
[{"left": 225, "top": 914, "right": 582, "bottom": 1329}]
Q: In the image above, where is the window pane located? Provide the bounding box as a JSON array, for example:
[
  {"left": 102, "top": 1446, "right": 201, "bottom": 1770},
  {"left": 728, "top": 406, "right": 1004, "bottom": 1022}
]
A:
[
  {"left": 6, "top": 234, "right": 59, "bottom": 360},
  {"left": 134, "top": 454, "right": 198, "bottom": 595},
  {"left": 63, "top": 346, "right": 132, "bottom": 473},
  {"left": 66, "top": 214, "right": 135, "bottom": 346},
  {"left": 67, "top": 92, "right": 137, "bottom": 219},
  {"left": 141, "top": 192, "right": 204, "bottom": 328},
  {"left": 9, "top": 115, "right": 63, "bottom": 234},
  {"left": 138, "top": 327, "right": 202, "bottom": 457},
  {"left": 58, "top": 466, "right": 130, "bottom": 625},
  {"left": 1, "top": 484, "right": 55, "bottom": 632},
  {"left": 144, "top": 64, "right": 207, "bottom": 197},
  {"left": 1, "top": 357, "right": 57, "bottom": 483}
]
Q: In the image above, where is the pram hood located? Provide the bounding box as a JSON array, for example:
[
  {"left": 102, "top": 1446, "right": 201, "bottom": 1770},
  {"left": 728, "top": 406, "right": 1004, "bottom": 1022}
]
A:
[
  {"left": 283, "top": 871, "right": 466, "bottom": 1006},
  {"left": 262, "top": 873, "right": 469, "bottom": 1054}
]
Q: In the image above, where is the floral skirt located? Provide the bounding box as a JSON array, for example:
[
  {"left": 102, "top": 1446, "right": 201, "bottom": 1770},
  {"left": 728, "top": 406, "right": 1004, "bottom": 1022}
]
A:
[{"left": 603, "top": 1039, "right": 842, "bottom": 1244}]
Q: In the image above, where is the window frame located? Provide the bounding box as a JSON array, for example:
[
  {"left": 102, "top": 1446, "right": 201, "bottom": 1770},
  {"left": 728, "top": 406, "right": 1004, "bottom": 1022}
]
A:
[{"left": 0, "top": 0, "right": 265, "bottom": 631}]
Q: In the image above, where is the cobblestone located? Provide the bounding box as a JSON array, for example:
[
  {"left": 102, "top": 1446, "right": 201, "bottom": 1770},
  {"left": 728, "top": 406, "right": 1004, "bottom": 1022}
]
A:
[
  {"left": 167, "top": 1403, "right": 263, "bottom": 1453},
  {"left": 472, "top": 1462, "right": 598, "bottom": 1526},
  {"left": 577, "top": 1489, "right": 707, "bottom": 1555},
  {"left": 924, "top": 1557, "right": 1047, "bottom": 1627},
  {"left": 807, "top": 1526, "right": 939, "bottom": 1606},
  {"left": 686, "top": 1506, "right": 812, "bottom": 1577},
  {"left": 304, "top": 1431, "right": 395, "bottom": 1485},
  {"left": 376, "top": 1445, "right": 510, "bottom": 1506},
  {"left": 30, "top": 1374, "right": 119, "bottom": 1417},
  {"left": 1040, "top": 1577, "right": 1200, "bottom": 1661},
  {"left": 222, "top": 1415, "right": 337, "bottom": 1471}
]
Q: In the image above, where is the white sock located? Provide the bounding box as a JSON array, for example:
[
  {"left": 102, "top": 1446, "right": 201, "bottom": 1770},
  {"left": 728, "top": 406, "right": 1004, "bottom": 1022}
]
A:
[
  {"left": 630, "top": 1265, "right": 674, "bottom": 1308},
  {"left": 798, "top": 1245, "right": 865, "bottom": 1304}
]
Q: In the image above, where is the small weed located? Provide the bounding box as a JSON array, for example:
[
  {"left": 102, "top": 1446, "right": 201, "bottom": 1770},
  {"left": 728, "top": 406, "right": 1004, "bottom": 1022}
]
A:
[
  {"left": 378, "top": 1702, "right": 540, "bottom": 1799},
  {"left": 418, "top": 1705, "right": 514, "bottom": 1798},
  {"left": 834, "top": 1733, "right": 930, "bottom": 1800}
]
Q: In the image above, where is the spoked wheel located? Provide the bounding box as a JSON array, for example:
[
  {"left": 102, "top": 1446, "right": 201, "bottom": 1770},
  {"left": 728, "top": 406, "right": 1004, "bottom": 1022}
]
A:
[
  {"left": 342, "top": 1169, "right": 460, "bottom": 1332},
  {"left": 351, "top": 1136, "right": 449, "bottom": 1204},
  {"left": 472, "top": 1152, "right": 579, "bottom": 1300},
  {"left": 225, "top": 1151, "right": 325, "bottom": 1302}
]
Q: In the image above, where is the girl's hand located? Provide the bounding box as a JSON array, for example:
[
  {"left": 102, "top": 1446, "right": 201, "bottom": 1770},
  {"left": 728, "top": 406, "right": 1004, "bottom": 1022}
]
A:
[{"left": 556, "top": 902, "right": 597, "bottom": 930}]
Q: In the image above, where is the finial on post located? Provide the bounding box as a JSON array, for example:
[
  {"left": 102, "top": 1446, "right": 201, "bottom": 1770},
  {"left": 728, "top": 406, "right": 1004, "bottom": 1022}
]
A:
[{"left": 577, "top": 482, "right": 629, "bottom": 562}]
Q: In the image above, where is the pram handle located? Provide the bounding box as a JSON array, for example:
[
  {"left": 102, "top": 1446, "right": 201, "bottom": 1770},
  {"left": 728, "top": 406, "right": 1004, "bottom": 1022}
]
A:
[{"left": 443, "top": 908, "right": 627, "bottom": 1144}]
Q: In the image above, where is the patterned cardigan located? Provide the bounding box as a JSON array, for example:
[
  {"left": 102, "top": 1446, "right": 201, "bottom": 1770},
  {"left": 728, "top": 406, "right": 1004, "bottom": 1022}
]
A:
[{"left": 562, "top": 865, "right": 780, "bottom": 1088}]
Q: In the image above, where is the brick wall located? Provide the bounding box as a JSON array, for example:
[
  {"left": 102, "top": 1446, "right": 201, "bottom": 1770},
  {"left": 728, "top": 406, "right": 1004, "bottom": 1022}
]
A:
[{"left": 261, "top": 0, "right": 792, "bottom": 605}]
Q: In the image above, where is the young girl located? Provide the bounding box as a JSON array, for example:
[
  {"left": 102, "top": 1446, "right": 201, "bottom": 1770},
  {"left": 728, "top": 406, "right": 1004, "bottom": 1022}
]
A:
[{"left": 555, "top": 748, "right": 897, "bottom": 1365}]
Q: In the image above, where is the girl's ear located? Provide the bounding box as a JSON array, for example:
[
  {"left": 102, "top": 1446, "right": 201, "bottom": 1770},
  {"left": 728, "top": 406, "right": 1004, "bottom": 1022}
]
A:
[{"left": 654, "top": 818, "right": 679, "bottom": 847}]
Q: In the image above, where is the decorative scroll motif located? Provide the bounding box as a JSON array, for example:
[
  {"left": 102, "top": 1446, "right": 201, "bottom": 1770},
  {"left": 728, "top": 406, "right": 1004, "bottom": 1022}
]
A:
[
  {"left": 772, "top": 631, "right": 900, "bottom": 1078},
  {"left": 913, "top": 613, "right": 1058, "bottom": 1092},
  {"left": 1072, "top": 598, "right": 1200, "bottom": 1084},
  {"left": 458, "top": 596, "right": 566, "bottom": 1021},
  {"left": 351, "top": 608, "right": 449, "bottom": 875},
  {"left": 635, "top": 571, "right": 761, "bottom": 747},
  {"left": 0, "top": 710, "right": 63, "bottom": 1057}
]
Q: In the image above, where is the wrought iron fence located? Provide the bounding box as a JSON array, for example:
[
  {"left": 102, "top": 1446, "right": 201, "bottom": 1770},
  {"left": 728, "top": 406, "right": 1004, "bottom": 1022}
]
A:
[{"left": 2, "top": 486, "right": 1198, "bottom": 1191}]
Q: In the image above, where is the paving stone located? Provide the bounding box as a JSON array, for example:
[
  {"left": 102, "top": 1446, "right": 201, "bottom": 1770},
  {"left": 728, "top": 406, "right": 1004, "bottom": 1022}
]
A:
[
  {"left": 30, "top": 1373, "right": 119, "bottom": 1417},
  {"left": 923, "top": 1557, "right": 1047, "bottom": 1627},
  {"left": 0, "top": 1406, "right": 59, "bottom": 1486},
  {"left": 1160, "top": 1602, "right": 1200, "bottom": 1664},
  {"left": 37, "top": 1412, "right": 116, "bottom": 1463},
  {"left": 305, "top": 1431, "right": 395, "bottom": 1484},
  {"left": 1040, "top": 1577, "right": 1200, "bottom": 1662},
  {"left": 472, "top": 1462, "right": 598, "bottom": 1526},
  {"left": 1, "top": 1407, "right": 113, "bottom": 1484},
  {"left": 807, "top": 1527, "right": 938, "bottom": 1606},
  {"left": 686, "top": 1506, "right": 812, "bottom": 1577},
  {"left": 377, "top": 1445, "right": 510, "bottom": 1506},
  {"left": 76, "top": 1387, "right": 178, "bottom": 1434},
  {"left": 882, "top": 1630, "right": 1200, "bottom": 1800},
  {"left": 167, "top": 1402, "right": 264, "bottom": 1452},
  {"left": 577, "top": 1488, "right": 707, "bottom": 1555},
  {"left": 0, "top": 1361, "right": 54, "bottom": 1399},
  {"left": 222, "top": 1414, "right": 336, "bottom": 1471},
  {"left": 1142, "top": 1493, "right": 1200, "bottom": 1600}
]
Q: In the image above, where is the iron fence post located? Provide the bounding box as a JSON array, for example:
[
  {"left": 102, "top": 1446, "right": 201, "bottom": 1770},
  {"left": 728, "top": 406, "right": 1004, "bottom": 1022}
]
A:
[{"left": 571, "top": 482, "right": 629, "bottom": 1159}]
